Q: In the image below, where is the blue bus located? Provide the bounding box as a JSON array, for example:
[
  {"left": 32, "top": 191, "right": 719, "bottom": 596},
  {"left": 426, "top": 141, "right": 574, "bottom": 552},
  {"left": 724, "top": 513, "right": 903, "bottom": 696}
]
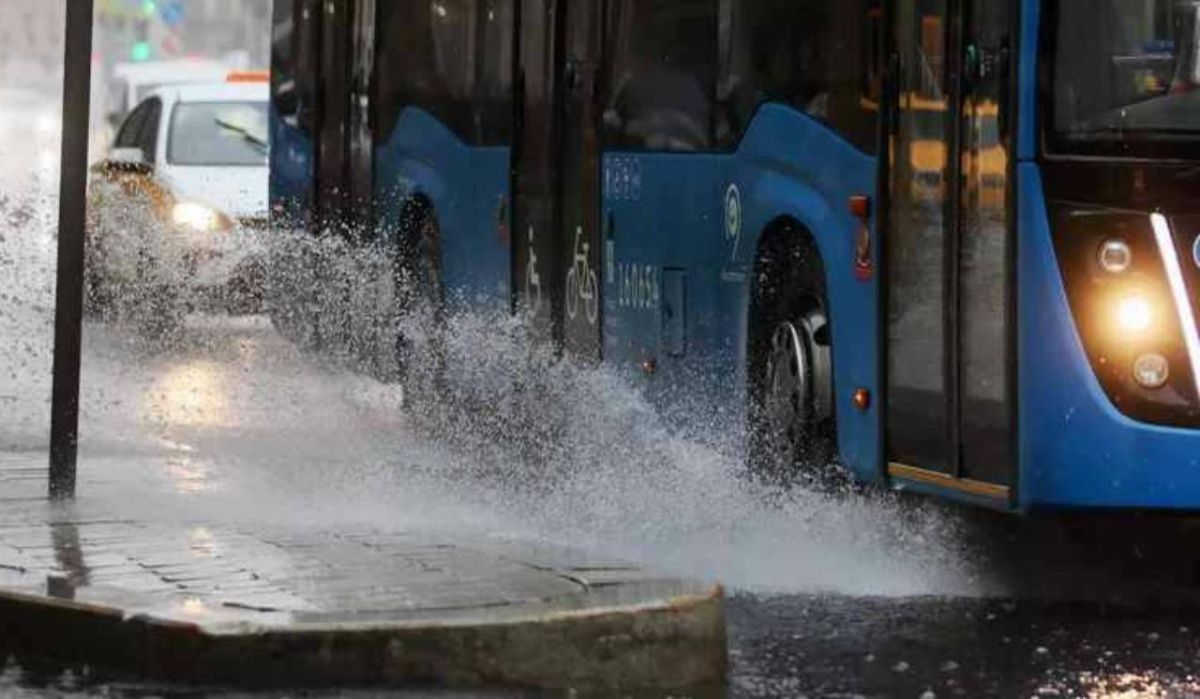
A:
[{"left": 268, "top": 0, "right": 1200, "bottom": 512}]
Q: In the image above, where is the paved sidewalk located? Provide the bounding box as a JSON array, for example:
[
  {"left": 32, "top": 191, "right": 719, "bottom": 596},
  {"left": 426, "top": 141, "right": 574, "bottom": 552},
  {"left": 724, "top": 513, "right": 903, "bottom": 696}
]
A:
[{"left": 0, "top": 453, "right": 725, "bottom": 691}]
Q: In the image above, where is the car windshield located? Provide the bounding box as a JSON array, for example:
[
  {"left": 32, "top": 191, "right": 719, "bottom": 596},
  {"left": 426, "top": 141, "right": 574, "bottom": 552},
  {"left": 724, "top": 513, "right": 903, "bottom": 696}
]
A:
[
  {"left": 168, "top": 101, "right": 269, "bottom": 166},
  {"left": 1052, "top": 0, "right": 1200, "bottom": 156}
]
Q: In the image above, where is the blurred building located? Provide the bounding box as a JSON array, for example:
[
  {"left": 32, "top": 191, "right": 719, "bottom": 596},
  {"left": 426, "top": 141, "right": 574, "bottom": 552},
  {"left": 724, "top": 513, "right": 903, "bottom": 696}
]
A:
[
  {"left": 0, "top": 0, "right": 271, "bottom": 88},
  {"left": 180, "top": 0, "right": 273, "bottom": 68},
  {"left": 0, "top": 0, "right": 65, "bottom": 87},
  {"left": 96, "top": 0, "right": 272, "bottom": 70}
]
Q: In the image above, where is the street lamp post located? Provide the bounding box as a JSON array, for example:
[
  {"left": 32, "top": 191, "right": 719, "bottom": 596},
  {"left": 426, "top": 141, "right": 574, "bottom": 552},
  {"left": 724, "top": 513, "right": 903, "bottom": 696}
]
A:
[{"left": 49, "top": 0, "right": 96, "bottom": 500}]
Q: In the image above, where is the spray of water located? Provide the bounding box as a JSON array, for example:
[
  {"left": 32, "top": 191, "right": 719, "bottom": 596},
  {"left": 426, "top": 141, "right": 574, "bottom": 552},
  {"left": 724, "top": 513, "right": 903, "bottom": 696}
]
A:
[
  {"left": 0, "top": 184, "right": 58, "bottom": 453},
  {"left": 193, "top": 234, "right": 985, "bottom": 597},
  {"left": 0, "top": 110, "right": 986, "bottom": 601}
]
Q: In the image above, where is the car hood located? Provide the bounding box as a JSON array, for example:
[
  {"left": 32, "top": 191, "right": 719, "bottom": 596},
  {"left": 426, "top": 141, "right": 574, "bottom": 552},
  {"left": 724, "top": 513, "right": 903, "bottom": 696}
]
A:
[{"left": 160, "top": 165, "right": 268, "bottom": 220}]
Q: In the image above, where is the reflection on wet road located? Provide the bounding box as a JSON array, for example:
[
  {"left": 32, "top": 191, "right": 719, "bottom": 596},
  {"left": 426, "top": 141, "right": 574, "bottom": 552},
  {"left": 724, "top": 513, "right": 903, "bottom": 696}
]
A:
[{"left": 732, "top": 593, "right": 1200, "bottom": 698}]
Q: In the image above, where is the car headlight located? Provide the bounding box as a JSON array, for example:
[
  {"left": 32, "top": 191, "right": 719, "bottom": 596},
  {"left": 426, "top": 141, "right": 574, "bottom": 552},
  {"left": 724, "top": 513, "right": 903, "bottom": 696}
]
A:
[{"left": 172, "top": 201, "right": 232, "bottom": 233}]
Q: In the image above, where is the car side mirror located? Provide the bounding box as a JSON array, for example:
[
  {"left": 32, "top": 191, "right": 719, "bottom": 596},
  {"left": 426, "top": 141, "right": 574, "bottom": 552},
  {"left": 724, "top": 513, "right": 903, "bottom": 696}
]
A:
[{"left": 103, "top": 147, "right": 152, "bottom": 174}]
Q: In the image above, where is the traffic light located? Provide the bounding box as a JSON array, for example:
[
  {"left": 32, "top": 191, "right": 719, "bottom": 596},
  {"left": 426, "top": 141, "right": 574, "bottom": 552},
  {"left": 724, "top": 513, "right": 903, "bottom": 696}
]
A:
[{"left": 131, "top": 41, "right": 151, "bottom": 62}]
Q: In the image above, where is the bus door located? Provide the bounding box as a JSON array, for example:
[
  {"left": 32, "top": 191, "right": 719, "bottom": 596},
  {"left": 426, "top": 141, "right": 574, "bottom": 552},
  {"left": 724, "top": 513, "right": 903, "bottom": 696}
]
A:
[
  {"left": 884, "top": 0, "right": 1016, "bottom": 501},
  {"left": 512, "top": 0, "right": 604, "bottom": 357}
]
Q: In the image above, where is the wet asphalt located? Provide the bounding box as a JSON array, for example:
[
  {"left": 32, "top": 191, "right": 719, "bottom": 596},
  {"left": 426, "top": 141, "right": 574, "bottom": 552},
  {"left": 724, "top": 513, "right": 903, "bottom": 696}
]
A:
[{"left": 731, "top": 511, "right": 1200, "bottom": 698}]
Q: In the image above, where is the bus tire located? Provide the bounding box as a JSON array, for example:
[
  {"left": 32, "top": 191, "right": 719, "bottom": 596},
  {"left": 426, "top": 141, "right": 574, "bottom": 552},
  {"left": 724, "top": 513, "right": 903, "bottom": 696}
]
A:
[
  {"left": 747, "top": 224, "right": 839, "bottom": 489},
  {"left": 389, "top": 203, "right": 446, "bottom": 407}
]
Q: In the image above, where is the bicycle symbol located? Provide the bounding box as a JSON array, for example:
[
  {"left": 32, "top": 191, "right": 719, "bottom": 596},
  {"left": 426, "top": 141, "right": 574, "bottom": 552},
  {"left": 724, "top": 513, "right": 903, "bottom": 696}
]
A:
[
  {"left": 565, "top": 225, "right": 599, "bottom": 325},
  {"left": 525, "top": 224, "right": 542, "bottom": 315}
]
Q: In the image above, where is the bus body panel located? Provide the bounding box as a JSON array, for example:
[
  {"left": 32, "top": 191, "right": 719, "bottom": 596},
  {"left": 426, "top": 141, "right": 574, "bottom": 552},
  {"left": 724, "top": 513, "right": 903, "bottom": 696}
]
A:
[
  {"left": 603, "top": 105, "right": 881, "bottom": 482},
  {"left": 373, "top": 107, "right": 511, "bottom": 313},
  {"left": 602, "top": 148, "right": 731, "bottom": 421},
  {"left": 1019, "top": 162, "right": 1200, "bottom": 511},
  {"left": 735, "top": 106, "right": 881, "bottom": 483}
]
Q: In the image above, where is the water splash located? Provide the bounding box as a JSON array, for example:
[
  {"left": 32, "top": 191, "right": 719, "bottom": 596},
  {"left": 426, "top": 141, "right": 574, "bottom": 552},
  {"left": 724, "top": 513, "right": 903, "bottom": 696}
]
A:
[
  {"left": 224, "top": 243, "right": 986, "bottom": 596},
  {"left": 1, "top": 116, "right": 983, "bottom": 602}
]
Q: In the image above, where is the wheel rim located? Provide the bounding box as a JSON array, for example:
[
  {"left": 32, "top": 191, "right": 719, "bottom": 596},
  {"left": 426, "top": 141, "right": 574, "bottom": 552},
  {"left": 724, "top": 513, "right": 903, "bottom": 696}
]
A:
[{"left": 765, "top": 320, "right": 811, "bottom": 457}]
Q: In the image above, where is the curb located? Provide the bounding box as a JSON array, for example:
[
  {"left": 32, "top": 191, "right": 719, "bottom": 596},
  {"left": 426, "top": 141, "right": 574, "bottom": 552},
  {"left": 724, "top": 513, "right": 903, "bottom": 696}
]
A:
[{"left": 0, "top": 579, "right": 727, "bottom": 691}]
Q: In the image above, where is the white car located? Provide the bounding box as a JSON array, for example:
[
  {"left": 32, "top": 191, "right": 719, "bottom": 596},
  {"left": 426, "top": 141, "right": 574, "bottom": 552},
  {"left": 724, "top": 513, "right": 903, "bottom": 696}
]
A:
[
  {"left": 105, "top": 59, "right": 231, "bottom": 125},
  {"left": 86, "top": 79, "right": 270, "bottom": 330}
]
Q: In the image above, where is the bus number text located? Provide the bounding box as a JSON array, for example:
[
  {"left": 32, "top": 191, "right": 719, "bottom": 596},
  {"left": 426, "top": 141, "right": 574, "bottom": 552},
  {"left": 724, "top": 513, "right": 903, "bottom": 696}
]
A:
[{"left": 613, "top": 262, "right": 659, "bottom": 311}]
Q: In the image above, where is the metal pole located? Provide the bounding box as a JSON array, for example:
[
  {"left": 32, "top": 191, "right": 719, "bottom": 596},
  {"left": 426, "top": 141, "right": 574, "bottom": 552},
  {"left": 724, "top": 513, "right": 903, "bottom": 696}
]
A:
[{"left": 49, "top": 0, "right": 96, "bottom": 500}]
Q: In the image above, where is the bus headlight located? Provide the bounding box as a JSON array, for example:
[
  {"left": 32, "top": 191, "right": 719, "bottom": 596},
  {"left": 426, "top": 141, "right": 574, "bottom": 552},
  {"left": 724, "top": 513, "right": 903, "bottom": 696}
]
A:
[
  {"left": 172, "top": 202, "right": 231, "bottom": 233},
  {"left": 1115, "top": 295, "right": 1154, "bottom": 334},
  {"left": 1098, "top": 238, "right": 1132, "bottom": 274}
]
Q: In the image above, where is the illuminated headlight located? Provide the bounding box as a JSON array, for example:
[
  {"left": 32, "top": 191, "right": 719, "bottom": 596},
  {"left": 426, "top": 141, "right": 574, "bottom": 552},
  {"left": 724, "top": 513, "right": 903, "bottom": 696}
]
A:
[
  {"left": 1133, "top": 353, "right": 1170, "bottom": 389},
  {"left": 1098, "top": 239, "right": 1132, "bottom": 274},
  {"left": 171, "top": 202, "right": 229, "bottom": 233},
  {"left": 1115, "top": 295, "right": 1154, "bottom": 334}
]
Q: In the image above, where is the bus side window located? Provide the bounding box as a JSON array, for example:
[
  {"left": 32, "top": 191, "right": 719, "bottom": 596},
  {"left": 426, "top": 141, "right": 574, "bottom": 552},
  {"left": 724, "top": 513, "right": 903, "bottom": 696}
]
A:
[
  {"left": 373, "top": 0, "right": 479, "bottom": 145},
  {"left": 719, "top": 0, "right": 879, "bottom": 153},
  {"left": 601, "top": 0, "right": 720, "bottom": 152},
  {"left": 476, "top": 0, "right": 514, "bottom": 146},
  {"left": 428, "top": 0, "right": 478, "bottom": 142}
]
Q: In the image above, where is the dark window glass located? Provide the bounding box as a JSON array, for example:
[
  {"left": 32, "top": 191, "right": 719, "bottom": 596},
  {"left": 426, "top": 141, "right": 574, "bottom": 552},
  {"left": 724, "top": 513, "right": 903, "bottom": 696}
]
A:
[
  {"left": 374, "top": 0, "right": 493, "bottom": 144},
  {"left": 1050, "top": 0, "right": 1200, "bottom": 158},
  {"left": 168, "top": 101, "right": 270, "bottom": 167},
  {"left": 135, "top": 99, "right": 162, "bottom": 158},
  {"left": 602, "top": 0, "right": 720, "bottom": 152},
  {"left": 114, "top": 100, "right": 150, "bottom": 149},
  {"left": 721, "top": 0, "right": 880, "bottom": 152},
  {"left": 271, "top": 0, "right": 317, "bottom": 134},
  {"left": 477, "top": 0, "right": 514, "bottom": 145}
]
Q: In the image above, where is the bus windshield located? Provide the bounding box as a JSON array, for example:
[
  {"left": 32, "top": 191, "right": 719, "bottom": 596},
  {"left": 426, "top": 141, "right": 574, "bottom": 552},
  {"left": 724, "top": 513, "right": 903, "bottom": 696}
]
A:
[{"left": 1052, "top": 0, "right": 1200, "bottom": 157}]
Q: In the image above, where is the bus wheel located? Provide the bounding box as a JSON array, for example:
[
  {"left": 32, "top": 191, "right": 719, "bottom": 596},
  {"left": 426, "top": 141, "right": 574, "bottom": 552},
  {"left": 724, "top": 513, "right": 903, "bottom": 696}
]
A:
[
  {"left": 748, "top": 233, "right": 838, "bottom": 488},
  {"left": 390, "top": 206, "right": 446, "bottom": 406}
]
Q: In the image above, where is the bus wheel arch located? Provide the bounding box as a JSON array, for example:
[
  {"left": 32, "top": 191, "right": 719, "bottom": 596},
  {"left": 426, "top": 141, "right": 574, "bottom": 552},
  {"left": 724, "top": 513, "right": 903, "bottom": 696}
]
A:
[{"left": 747, "top": 217, "right": 839, "bottom": 487}]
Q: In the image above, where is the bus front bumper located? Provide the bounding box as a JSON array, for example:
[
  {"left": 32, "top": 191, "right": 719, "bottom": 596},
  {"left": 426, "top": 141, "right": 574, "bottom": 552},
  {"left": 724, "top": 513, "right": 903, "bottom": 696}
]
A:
[{"left": 1020, "top": 163, "right": 1200, "bottom": 511}]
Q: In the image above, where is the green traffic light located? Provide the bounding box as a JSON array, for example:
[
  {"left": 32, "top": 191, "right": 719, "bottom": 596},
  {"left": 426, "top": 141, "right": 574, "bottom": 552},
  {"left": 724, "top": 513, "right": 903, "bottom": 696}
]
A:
[{"left": 131, "top": 42, "right": 152, "bottom": 62}]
